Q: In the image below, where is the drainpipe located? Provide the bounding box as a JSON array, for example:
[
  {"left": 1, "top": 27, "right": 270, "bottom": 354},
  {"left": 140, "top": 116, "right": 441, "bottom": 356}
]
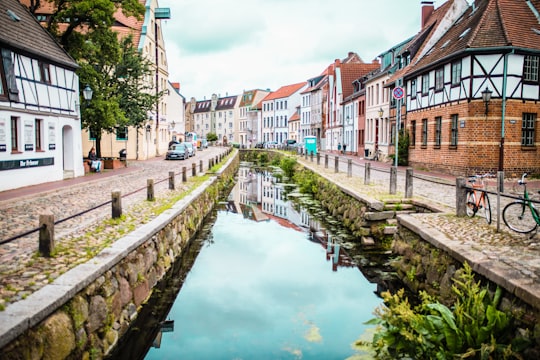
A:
[{"left": 499, "top": 49, "right": 514, "bottom": 173}]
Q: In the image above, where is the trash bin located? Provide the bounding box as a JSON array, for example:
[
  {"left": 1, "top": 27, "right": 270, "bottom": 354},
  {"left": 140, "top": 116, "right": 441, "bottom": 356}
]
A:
[{"left": 119, "top": 149, "right": 127, "bottom": 161}]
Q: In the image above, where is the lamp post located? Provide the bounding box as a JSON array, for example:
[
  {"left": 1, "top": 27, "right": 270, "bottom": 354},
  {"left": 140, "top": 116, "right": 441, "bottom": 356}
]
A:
[
  {"left": 377, "top": 108, "right": 383, "bottom": 159},
  {"left": 83, "top": 84, "right": 93, "bottom": 104}
]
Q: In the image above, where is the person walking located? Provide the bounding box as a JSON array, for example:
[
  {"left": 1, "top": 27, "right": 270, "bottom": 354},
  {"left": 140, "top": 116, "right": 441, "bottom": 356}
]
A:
[{"left": 337, "top": 142, "right": 342, "bottom": 153}]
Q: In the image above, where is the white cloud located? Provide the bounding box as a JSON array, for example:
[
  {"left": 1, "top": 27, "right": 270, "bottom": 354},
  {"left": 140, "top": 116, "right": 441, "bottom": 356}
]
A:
[{"left": 159, "top": 0, "right": 447, "bottom": 99}]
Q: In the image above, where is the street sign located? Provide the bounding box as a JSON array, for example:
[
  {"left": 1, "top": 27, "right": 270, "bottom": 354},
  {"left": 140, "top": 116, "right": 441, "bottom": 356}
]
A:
[{"left": 393, "top": 86, "right": 404, "bottom": 100}]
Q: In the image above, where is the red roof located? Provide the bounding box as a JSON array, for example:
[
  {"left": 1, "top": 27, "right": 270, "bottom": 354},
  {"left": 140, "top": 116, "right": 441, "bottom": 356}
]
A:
[
  {"left": 340, "top": 62, "right": 380, "bottom": 99},
  {"left": 262, "top": 82, "right": 307, "bottom": 101}
]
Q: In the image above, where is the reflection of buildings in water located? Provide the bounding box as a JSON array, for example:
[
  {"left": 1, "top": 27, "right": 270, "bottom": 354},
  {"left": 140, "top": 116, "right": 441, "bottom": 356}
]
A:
[{"left": 310, "top": 230, "right": 357, "bottom": 272}]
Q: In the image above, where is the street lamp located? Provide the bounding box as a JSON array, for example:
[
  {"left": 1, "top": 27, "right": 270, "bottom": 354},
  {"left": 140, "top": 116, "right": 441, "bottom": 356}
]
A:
[
  {"left": 83, "top": 84, "right": 93, "bottom": 104},
  {"left": 482, "top": 87, "right": 492, "bottom": 115},
  {"left": 378, "top": 108, "right": 383, "bottom": 118}
]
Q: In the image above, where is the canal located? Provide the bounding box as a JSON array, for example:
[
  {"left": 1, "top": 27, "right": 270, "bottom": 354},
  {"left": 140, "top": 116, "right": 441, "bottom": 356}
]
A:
[{"left": 108, "top": 164, "right": 406, "bottom": 359}]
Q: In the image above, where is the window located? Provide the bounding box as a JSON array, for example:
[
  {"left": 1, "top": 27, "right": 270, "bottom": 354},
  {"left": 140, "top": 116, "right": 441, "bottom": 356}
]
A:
[
  {"left": 450, "top": 114, "right": 458, "bottom": 146},
  {"left": 0, "top": 55, "right": 6, "bottom": 98},
  {"left": 435, "top": 68, "right": 444, "bottom": 91},
  {"left": 451, "top": 60, "right": 462, "bottom": 86},
  {"left": 523, "top": 56, "right": 539, "bottom": 83},
  {"left": 410, "top": 120, "right": 416, "bottom": 147},
  {"left": 421, "top": 119, "right": 428, "bottom": 146},
  {"left": 434, "top": 116, "right": 442, "bottom": 147},
  {"left": 422, "top": 74, "right": 429, "bottom": 95},
  {"left": 10, "top": 116, "right": 19, "bottom": 151},
  {"left": 410, "top": 80, "right": 417, "bottom": 99},
  {"left": 39, "top": 62, "right": 51, "bottom": 84},
  {"left": 522, "top": 113, "right": 536, "bottom": 146},
  {"left": 116, "top": 126, "right": 128, "bottom": 140},
  {"left": 1, "top": 49, "right": 19, "bottom": 101},
  {"left": 35, "top": 119, "right": 43, "bottom": 151}
]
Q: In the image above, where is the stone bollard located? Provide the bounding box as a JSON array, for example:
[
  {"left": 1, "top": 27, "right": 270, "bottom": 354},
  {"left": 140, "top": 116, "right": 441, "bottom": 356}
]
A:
[
  {"left": 182, "top": 167, "right": 187, "bottom": 182},
  {"left": 334, "top": 156, "right": 339, "bottom": 173},
  {"left": 169, "top": 171, "right": 175, "bottom": 190},
  {"left": 317, "top": 152, "right": 320, "bottom": 165},
  {"left": 325, "top": 154, "right": 329, "bottom": 169},
  {"left": 192, "top": 163, "right": 196, "bottom": 177},
  {"left": 390, "top": 166, "right": 397, "bottom": 194},
  {"left": 347, "top": 159, "right": 352, "bottom": 177},
  {"left": 147, "top": 180, "right": 155, "bottom": 201},
  {"left": 112, "top": 190, "right": 122, "bottom": 218},
  {"left": 456, "top": 177, "right": 467, "bottom": 217},
  {"left": 39, "top": 214, "right": 54, "bottom": 257},
  {"left": 364, "top": 162, "right": 371, "bottom": 185},
  {"left": 405, "top": 167, "right": 413, "bottom": 198},
  {"left": 200, "top": 160, "right": 203, "bottom": 173}
]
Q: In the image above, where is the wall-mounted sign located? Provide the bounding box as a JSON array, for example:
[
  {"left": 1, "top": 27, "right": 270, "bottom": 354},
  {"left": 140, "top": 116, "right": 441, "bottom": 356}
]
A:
[
  {"left": 0, "top": 118, "right": 6, "bottom": 152},
  {"left": 0, "top": 157, "right": 54, "bottom": 171},
  {"left": 48, "top": 123, "right": 55, "bottom": 151},
  {"left": 24, "top": 121, "right": 33, "bottom": 151}
]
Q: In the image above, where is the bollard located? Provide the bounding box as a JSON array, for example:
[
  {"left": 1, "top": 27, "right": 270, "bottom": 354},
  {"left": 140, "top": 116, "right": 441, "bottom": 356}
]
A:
[
  {"left": 347, "top": 159, "right": 352, "bottom": 177},
  {"left": 215, "top": 156, "right": 218, "bottom": 165},
  {"left": 390, "top": 166, "right": 397, "bottom": 194},
  {"left": 147, "top": 179, "right": 155, "bottom": 201},
  {"left": 182, "top": 167, "right": 187, "bottom": 182},
  {"left": 334, "top": 156, "right": 339, "bottom": 173},
  {"left": 112, "top": 190, "right": 122, "bottom": 218},
  {"left": 305, "top": 150, "right": 308, "bottom": 160},
  {"left": 192, "top": 163, "right": 196, "bottom": 177},
  {"left": 317, "top": 152, "right": 320, "bottom": 165},
  {"left": 325, "top": 154, "right": 329, "bottom": 169},
  {"left": 39, "top": 214, "right": 54, "bottom": 257},
  {"left": 169, "top": 171, "right": 175, "bottom": 190},
  {"left": 364, "top": 163, "right": 371, "bottom": 185},
  {"left": 208, "top": 159, "right": 212, "bottom": 171},
  {"left": 310, "top": 151, "right": 314, "bottom": 162},
  {"left": 200, "top": 160, "right": 203, "bottom": 173},
  {"left": 405, "top": 167, "right": 413, "bottom": 198},
  {"left": 456, "top": 177, "right": 467, "bottom": 217}
]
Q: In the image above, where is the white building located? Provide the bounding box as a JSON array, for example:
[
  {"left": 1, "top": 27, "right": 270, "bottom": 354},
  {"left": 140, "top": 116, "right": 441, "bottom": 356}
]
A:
[{"left": 0, "top": 0, "right": 81, "bottom": 191}]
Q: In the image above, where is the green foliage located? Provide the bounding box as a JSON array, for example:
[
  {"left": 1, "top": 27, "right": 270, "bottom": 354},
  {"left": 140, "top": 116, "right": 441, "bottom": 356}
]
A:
[
  {"left": 279, "top": 157, "right": 297, "bottom": 179},
  {"left": 389, "top": 130, "right": 410, "bottom": 166},
  {"left": 206, "top": 132, "right": 218, "bottom": 141},
  {"left": 361, "top": 262, "right": 526, "bottom": 359},
  {"left": 293, "top": 169, "right": 319, "bottom": 195}
]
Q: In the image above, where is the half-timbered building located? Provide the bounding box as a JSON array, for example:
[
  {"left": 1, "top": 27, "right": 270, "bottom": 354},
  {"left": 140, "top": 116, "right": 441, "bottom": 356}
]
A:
[
  {"left": 403, "top": 0, "right": 540, "bottom": 176},
  {"left": 0, "top": 0, "right": 80, "bottom": 192}
]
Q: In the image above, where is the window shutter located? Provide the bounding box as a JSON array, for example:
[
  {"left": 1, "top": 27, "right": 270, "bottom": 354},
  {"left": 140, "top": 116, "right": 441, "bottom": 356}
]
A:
[{"left": 1, "top": 49, "right": 19, "bottom": 102}]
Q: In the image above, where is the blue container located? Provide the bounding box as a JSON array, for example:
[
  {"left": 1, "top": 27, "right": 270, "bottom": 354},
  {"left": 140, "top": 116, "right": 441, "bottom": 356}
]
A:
[{"left": 304, "top": 136, "right": 317, "bottom": 155}]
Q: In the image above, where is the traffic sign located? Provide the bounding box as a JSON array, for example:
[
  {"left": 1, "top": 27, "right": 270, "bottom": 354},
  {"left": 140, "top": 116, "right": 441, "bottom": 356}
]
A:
[{"left": 393, "top": 86, "right": 404, "bottom": 100}]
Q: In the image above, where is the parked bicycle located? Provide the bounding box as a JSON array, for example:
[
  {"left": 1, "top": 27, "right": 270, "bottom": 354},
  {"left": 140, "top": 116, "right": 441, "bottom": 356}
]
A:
[
  {"left": 502, "top": 173, "right": 540, "bottom": 234},
  {"left": 466, "top": 174, "right": 492, "bottom": 224}
]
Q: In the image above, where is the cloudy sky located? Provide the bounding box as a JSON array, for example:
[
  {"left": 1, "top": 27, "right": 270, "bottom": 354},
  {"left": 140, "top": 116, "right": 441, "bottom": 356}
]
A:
[{"left": 158, "top": 0, "right": 449, "bottom": 100}]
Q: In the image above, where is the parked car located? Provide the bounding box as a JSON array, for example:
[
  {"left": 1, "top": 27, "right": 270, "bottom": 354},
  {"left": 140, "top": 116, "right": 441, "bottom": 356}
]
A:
[
  {"left": 165, "top": 143, "right": 189, "bottom": 160},
  {"left": 265, "top": 141, "right": 279, "bottom": 148},
  {"left": 185, "top": 142, "right": 196, "bottom": 157},
  {"left": 254, "top": 142, "right": 265, "bottom": 149}
]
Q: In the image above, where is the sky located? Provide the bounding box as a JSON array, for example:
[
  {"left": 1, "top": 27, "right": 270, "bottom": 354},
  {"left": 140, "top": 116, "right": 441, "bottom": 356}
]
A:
[{"left": 158, "top": 0, "right": 449, "bottom": 100}]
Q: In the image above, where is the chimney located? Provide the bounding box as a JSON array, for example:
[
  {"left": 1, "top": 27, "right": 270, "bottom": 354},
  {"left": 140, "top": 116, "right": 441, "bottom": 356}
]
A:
[{"left": 421, "top": 1, "right": 434, "bottom": 28}]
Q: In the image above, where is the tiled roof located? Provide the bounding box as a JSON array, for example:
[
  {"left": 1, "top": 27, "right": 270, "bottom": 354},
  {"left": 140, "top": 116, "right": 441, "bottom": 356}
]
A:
[
  {"left": 194, "top": 100, "right": 211, "bottom": 113},
  {"left": 340, "top": 62, "right": 380, "bottom": 99},
  {"left": 290, "top": 111, "right": 300, "bottom": 121},
  {"left": 112, "top": 1, "right": 145, "bottom": 47},
  {"left": 215, "top": 95, "right": 238, "bottom": 110},
  {"left": 1, "top": 0, "right": 77, "bottom": 69},
  {"left": 407, "top": 0, "right": 540, "bottom": 77},
  {"left": 262, "top": 82, "right": 307, "bottom": 101}
]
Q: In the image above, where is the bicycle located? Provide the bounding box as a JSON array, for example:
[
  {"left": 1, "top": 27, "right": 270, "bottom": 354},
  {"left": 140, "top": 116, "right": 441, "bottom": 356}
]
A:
[
  {"left": 465, "top": 174, "right": 492, "bottom": 224},
  {"left": 502, "top": 173, "right": 540, "bottom": 234}
]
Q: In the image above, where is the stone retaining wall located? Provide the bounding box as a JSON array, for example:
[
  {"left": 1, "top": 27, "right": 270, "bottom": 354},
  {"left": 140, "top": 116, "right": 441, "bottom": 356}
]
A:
[{"left": 0, "top": 153, "right": 239, "bottom": 360}]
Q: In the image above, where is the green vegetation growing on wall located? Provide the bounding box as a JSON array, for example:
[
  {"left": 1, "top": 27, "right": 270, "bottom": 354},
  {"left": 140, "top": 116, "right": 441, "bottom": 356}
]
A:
[{"left": 359, "top": 262, "right": 529, "bottom": 359}]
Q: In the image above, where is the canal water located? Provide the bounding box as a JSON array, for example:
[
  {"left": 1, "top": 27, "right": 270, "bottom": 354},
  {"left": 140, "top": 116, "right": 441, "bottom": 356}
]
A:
[{"left": 109, "top": 165, "right": 404, "bottom": 360}]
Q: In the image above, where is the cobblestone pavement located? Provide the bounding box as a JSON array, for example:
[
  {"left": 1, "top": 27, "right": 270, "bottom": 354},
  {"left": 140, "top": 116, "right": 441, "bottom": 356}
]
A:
[{"left": 0, "top": 147, "right": 227, "bottom": 309}]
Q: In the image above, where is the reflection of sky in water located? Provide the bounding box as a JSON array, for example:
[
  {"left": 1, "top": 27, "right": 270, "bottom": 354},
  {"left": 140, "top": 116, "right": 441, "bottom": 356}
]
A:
[{"left": 145, "top": 211, "right": 382, "bottom": 360}]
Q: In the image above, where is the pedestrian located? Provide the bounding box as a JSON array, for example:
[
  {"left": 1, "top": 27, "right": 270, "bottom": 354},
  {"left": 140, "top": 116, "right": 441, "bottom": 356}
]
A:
[
  {"left": 88, "top": 147, "right": 102, "bottom": 173},
  {"left": 337, "top": 142, "right": 342, "bottom": 153}
]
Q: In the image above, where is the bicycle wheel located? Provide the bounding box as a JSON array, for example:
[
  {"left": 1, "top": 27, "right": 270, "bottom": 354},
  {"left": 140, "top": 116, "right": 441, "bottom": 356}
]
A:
[
  {"left": 481, "top": 193, "right": 492, "bottom": 224},
  {"left": 466, "top": 191, "right": 477, "bottom": 217},
  {"left": 503, "top": 202, "right": 537, "bottom": 233}
]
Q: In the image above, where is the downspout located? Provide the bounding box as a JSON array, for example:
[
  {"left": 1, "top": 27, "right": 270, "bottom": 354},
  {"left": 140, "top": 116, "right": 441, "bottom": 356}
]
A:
[{"left": 499, "top": 49, "right": 514, "bottom": 172}]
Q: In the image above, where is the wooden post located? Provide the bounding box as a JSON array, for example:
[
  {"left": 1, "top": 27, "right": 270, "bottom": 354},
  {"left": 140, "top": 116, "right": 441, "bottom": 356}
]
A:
[
  {"left": 456, "top": 177, "right": 467, "bottom": 217},
  {"left": 192, "top": 163, "right": 196, "bottom": 177},
  {"left": 334, "top": 156, "right": 339, "bottom": 173},
  {"left": 208, "top": 158, "right": 212, "bottom": 171},
  {"left": 364, "top": 162, "right": 371, "bottom": 185},
  {"left": 317, "top": 152, "right": 320, "bottom": 165},
  {"left": 347, "top": 159, "right": 352, "bottom": 177},
  {"left": 39, "top": 214, "right": 54, "bottom": 257},
  {"left": 112, "top": 190, "right": 122, "bottom": 218},
  {"left": 310, "top": 151, "right": 314, "bottom": 162},
  {"left": 200, "top": 160, "right": 203, "bottom": 173},
  {"left": 182, "top": 167, "right": 187, "bottom": 182},
  {"left": 325, "top": 154, "right": 329, "bottom": 169},
  {"left": 147, "top": 179, "right": 155, "bottom": 201},
  {"left": 390, "top": 166, "right": 397, "bottom": 194},
  {"left": 169, "top": 171, "right": 175, "bottom": 190},
  {"left": 405, "top": 167, "right": 413, "bottom": 198}
]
